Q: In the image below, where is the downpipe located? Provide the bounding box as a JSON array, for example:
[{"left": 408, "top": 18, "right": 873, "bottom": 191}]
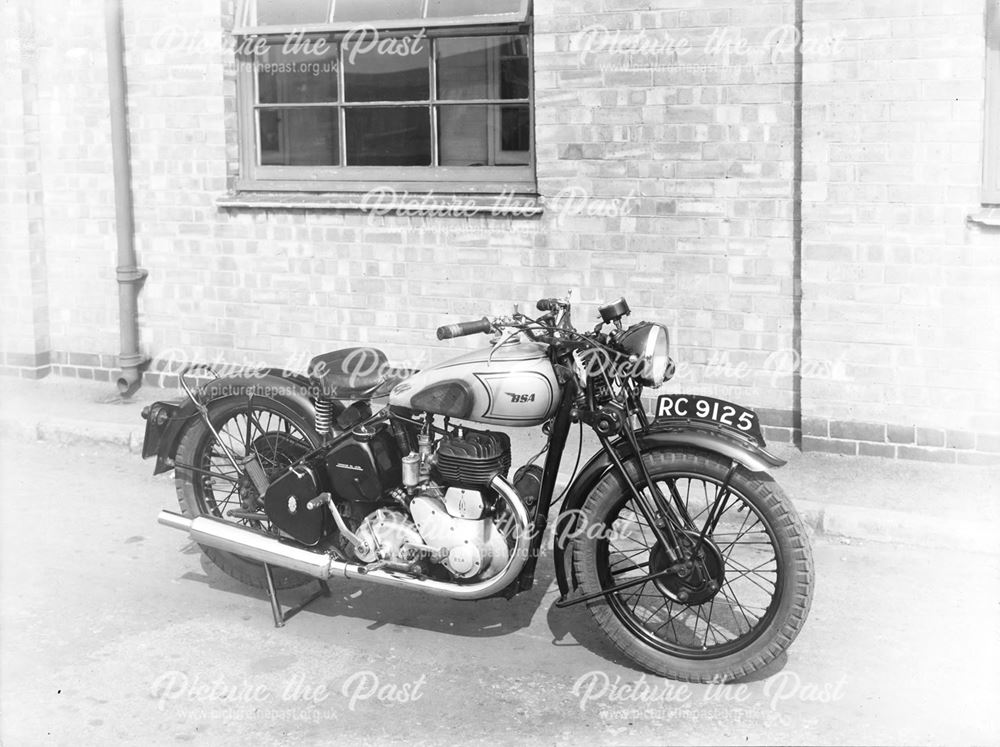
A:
[
  {"left": 104, "top": 0, "right": 148, "bottom": 396},
  {"left": 158, "top": 476, "right": 532, "bottom": 600}
]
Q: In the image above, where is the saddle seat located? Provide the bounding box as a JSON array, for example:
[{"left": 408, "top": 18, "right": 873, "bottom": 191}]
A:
[{"left": 308, "top": 347, "right": 388, "bottom": 399}]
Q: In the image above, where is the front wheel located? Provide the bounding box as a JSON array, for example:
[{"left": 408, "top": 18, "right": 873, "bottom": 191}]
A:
[{"left": 573, "top": 449, "right": 813, "bottom": 683}]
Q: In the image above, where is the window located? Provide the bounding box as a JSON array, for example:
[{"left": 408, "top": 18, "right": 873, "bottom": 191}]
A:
[
  {"left": 232, "top": 0, "right": 534, "bottom": 194},
  {"left": 984, "top": 0, "right": 1000, "bottom": 204}
]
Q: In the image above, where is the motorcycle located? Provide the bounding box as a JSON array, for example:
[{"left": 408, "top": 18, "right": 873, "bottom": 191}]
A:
[{"left": 142, "top": 295, "right": 813, "bottom": 682}]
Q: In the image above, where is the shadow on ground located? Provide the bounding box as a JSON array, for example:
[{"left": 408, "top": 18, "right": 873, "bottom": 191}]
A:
[
  {"left": 175, "top": 538, "right": 793, "bottom": 681},
  {"left": 171, "top": 540, "right": 637, "bottom": 673}
]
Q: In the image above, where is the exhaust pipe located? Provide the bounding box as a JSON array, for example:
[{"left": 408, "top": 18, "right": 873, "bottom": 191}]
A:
[
  {"left": 159, "top": 476, "right": 531, "bottom": 601},
  {"left": 158, "top": 509, "right": 338, "bottom": 579}
]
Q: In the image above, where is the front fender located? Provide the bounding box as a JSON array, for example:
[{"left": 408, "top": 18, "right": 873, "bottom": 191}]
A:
[
  {"left": 143, "top": 371, "right": 320, "bottom": 475},
  {"left": 551, "top": 420, "right": 786, "bottom": 599}
]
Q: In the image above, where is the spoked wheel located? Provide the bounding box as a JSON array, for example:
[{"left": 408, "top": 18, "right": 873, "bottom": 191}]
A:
[
  {"left": 174, "top": 396, "right": 321, "bottom": 590},
  {"left": 574, "top": 449, "right": 813, "bottom": 682}
]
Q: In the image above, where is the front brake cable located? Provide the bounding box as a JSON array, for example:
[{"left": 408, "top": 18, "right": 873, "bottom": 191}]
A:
[{"left": 486, "top": 325, "right": 520, "bottom": 366}]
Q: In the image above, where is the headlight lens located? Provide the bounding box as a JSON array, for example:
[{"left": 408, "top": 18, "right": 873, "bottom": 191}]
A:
[{"left": 618, "top": 322, "right": 670, "bottom": 387}]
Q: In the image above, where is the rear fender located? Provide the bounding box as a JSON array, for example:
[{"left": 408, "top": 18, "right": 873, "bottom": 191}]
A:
[
  {"left": 142, "top": 371, "right": 321, "bottom": 475},
  {"left": 551, "top": 421, "right": 787, "bottom": 598}
]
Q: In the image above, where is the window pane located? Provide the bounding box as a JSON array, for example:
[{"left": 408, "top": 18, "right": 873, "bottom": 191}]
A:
[
  {"left": 501, "top": 105, "right": 530, "bottom": 152},
  {"left": 436, "top": 38, "right": 488, "bottom": 100},
  {"left": 343, "top": 33, "right": 430, "bottom": 102},
  {"left": 259, "top": 108, "right": 339, "bottom": 165},
  {"left": 333, "top": 0, "right": 422, "bottom": 22},
  {"left": 426, "top": 0, "right": 524, "bottom": 17},
  {"left": 345, "top": 107, "right": 431, "bottom": 165},
  {"left": 255, "top": 0, "right": 330, "bottom": 25},
  {"left": 500, "top": 41, "right": 529, "bottom": 99},
  {"left": 257, "top": 41, "right": 338, "bottom": 104},
  {"left": 438, "top": 105, "right": 489, "bottom": 165},
  {"left": 436, "top": 36, "right": 528, "bottom": 101},
  {"left": 437, "top": 104, "right": 530, "bottom": 166}
]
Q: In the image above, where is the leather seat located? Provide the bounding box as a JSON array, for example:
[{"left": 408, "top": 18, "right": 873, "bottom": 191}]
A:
[{"left": 308, "top": 347, "right": 387, "bottom": 398}]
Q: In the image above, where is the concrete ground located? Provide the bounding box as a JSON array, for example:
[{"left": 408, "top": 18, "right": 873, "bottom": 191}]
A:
[{"left": 1, "top": 437, "right": 998, "bottom": 745}]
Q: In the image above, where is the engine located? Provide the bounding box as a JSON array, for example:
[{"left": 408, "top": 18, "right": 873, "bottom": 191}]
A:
[
  {"left": 352, "top": 427, "right": 514, "bottom": 580},
  {"left": 433, "top": 429, "right": 511, "bottom": 488},
  {"left": 263, "top": 422, "right": 517, "bottom": 583}
]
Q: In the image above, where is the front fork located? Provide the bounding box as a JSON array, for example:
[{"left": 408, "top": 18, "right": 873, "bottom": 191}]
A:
[
  {"left": 553, "top": 390, "right": 739, "bottom": 608},
  {"left": 597, "top": 427, "right": 684, "bottom": 560},
  {"left": 588, "top": 384, "right": 688, "bottom": 564},
  {"left": 615, "top": 425, "right": 739, "bottom": 560}
]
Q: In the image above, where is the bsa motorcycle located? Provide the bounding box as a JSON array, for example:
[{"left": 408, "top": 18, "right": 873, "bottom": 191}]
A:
[{"left": 143, "top": 296, "right": 813, "bottom": 682}]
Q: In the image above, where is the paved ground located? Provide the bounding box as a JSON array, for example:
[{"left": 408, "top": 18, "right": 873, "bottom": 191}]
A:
[{"left": 1, "top": 437, "right": 998, "bottom": 745}]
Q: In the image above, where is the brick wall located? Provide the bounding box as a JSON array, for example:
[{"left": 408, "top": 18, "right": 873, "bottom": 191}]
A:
[
  {"left": 1, "top": 0, "right": 998, "bottom": 462},
  {"left": 32, "top": 1, "right": 121, "bottom": 362},
  {"left": 123, "top": 0, "right": 802, "bottom": 429},
  {"left": 534, "top": 0, "right": 800, "bottom": 427},
  {"left": 801, "top": 0, "right": 1000, "bottom": 462},
  {"left": 0, "top": 2, "right": 51, "bottom": 376}
]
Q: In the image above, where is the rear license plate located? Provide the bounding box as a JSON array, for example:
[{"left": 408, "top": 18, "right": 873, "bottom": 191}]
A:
[
  {"left": 141, "top": 401, "right": 180, "bottom": 459},
  {"left": 654, "top": 395, "right": 764, "bottom": 444}
]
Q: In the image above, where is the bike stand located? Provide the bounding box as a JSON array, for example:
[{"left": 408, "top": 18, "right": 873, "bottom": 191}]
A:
[{"left": 262, "top": 563, "right": 331, "bottom": 628}]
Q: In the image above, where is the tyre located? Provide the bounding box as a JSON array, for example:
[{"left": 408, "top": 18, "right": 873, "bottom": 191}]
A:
[
  {"left": 174, "top": 395, "right": 321, "bottom": 590},
  {"left": 573, "top": 449, "right": 813, "bottom": 683}
]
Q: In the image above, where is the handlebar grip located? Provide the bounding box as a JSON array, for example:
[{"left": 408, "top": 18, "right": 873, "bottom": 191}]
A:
[
  {"left": 436, "top": 317, "right": 492, "bottom": 340},
  {"left": 536, "top": 298, "right": 560, "bottom": 312}
]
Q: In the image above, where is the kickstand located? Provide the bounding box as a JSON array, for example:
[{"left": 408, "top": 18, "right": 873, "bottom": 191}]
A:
[{"left": 263, "top": 563, "right": 331, "bottom": 628}]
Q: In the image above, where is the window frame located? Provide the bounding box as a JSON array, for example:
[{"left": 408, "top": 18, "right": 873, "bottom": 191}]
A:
[
  {"left": 233, "top": 0, "right": 532, "bottom": 35},
  {"left": 233, "top": 16, "right": 535, "bottom": 194}
]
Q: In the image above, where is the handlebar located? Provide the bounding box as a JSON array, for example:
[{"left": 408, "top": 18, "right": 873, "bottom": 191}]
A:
[
  {"left": 434, "top": 297, "right": 631, "bottom": 364},
  {"left": 436, "top": 317, "right": 493, "bottom": 340}
]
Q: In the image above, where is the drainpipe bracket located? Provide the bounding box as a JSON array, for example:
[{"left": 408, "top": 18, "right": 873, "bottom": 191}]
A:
[{"left": 116, "top": 266, "right": 148, "bottom": 284}]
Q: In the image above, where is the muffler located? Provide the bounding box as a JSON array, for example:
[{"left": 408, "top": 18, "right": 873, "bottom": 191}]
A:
[
  {"left": 158, "top": 476, "right": 531, "bottom": 601},
  {"left": 158, "top": 509, "right": 336, "bottom": 578}
]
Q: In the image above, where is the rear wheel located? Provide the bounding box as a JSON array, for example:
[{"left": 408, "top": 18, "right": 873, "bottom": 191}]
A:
[
  {"left": 573, "top": 449, "right": 813, "bottom": 682},
  {"left": 174, "top": 396, "right": 320, "bottom": 590}
]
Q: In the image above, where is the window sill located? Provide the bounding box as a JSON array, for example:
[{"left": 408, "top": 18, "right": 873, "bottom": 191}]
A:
[
  {"left": 216, "top": 191, "right": 544, "bottom": 217},
  {"left": 967, "top": 206, "right": 1000, "bottom": 227}
]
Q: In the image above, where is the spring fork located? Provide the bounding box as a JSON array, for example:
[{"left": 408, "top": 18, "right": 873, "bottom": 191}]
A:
[
  {"left": 598, "top": 431, "right": 683, "bottom": 560},
  {"left": 624, "top": 393, "right": 701, "bottom": 543}
]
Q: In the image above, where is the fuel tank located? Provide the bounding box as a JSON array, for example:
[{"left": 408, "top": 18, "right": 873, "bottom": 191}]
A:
[{"left": 389, "top": 340, "right": 560, "bottom": 426}]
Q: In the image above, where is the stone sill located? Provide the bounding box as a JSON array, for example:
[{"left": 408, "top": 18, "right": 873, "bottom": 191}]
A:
[
  {"left": 967, "top": 206, "right": 1000, "bottom": 227},
  {"left": 215, "top": 191, "right": 544, "bottom": 217}
]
